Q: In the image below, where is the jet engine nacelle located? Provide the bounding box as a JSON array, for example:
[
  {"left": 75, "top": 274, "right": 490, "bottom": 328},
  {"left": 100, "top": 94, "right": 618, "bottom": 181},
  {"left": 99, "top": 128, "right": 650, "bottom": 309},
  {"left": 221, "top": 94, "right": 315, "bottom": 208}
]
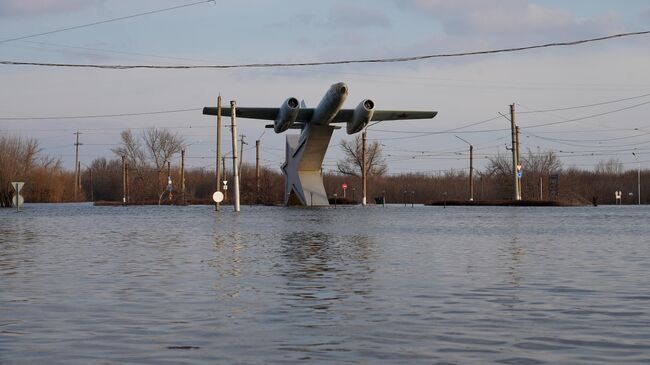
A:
[
  {"left": 274, "top": 97, "right": 300, "bottom": 133},
  {"left": 347, "top": 99, "right": 375, "bottom": 134}
]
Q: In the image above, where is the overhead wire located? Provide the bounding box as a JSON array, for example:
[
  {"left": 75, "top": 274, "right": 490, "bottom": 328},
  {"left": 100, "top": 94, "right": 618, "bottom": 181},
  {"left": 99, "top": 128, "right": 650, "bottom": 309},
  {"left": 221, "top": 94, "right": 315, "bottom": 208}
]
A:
[
  {"left": 2, "top": 30, "right": 649, "bottom": 69},
  {"left": 0, "top": 0, "right": 216, "bottom": 45}
]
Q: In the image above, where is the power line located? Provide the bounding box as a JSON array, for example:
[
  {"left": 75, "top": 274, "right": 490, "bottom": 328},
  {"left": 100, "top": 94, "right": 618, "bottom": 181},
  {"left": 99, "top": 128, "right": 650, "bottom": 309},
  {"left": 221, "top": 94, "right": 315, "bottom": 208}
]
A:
[
  {"left": 0, "top": 0, "right": 215, "bottom": 45},
  {"left": 2, "top": 30, "right": 649, "bottom": 69},
  {"left": 0, "top": 107, "right": 202, "bottom": 121},
  {"left": 523, "top": 99, "right": 650, "bottom": 129},
  {"left": 518, "top": 92, "right": 650, "bottom": 114}
]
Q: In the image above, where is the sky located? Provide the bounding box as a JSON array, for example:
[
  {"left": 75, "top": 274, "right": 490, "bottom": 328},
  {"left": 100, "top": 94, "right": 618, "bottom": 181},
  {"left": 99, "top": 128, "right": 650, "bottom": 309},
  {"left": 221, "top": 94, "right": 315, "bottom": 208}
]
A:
[{"left": 1, "top": 0, "right": 650, "bottom": 176}]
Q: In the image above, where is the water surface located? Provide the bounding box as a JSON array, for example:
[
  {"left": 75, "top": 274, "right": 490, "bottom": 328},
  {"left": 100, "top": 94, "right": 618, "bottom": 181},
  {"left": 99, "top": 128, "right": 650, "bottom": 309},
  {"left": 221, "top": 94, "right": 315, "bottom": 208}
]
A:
[{"left": 1, "top": 204, "right": 649, "bottom": 364}]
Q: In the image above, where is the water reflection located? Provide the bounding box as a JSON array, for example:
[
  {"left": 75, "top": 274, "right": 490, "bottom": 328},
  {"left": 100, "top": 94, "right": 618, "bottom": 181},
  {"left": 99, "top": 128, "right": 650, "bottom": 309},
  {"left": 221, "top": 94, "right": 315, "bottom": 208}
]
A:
[{"left": 279, "top": 231, "right": 375, "bottom": 311}]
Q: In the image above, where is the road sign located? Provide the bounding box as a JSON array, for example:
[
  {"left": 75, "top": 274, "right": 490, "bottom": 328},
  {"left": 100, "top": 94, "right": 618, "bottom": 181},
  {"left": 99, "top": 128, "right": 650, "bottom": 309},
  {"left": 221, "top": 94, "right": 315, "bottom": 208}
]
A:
[
  {"left": 342, "top": 183, "right": 347, "bottom": 189},
  {"left": 516, "top": 164, "right": 522, "bottom": 171},
  {"left": 11, "top": 182, "right": 24, "bottom": 193},
  {"left": 212, "top": 191, "right": 224, "bottom": 203},
  {"left": 517, "top": 171, "right": 522, "bottom": 178},
  {"left": 12, "top": 194, "right": 24, "bottom": 207}
]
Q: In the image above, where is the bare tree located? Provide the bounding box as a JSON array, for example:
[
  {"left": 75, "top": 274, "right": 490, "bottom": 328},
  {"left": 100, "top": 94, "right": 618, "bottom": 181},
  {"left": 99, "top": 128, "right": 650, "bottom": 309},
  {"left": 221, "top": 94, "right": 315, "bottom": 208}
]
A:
[
  {"left": 142, "top": 128, "right": 184, "bottom": 173},
  {"left": 337, "top": 135, "right": 387, "bottom": 177},
  {"left": 111, "top": 130, "right": 146, "bottom": 173},
  {"left": 522, "top": 148, "right": 562, "bottom": 174},
  {"left": 595, "top": 158, "right": 624, "bottom": 175}
]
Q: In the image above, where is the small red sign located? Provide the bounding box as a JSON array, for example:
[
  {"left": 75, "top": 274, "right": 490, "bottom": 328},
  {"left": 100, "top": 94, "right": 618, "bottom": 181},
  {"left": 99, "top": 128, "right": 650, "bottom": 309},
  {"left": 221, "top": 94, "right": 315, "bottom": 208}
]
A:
[{"left": 342, "top": 183, "right": 348, "bottom": 189}]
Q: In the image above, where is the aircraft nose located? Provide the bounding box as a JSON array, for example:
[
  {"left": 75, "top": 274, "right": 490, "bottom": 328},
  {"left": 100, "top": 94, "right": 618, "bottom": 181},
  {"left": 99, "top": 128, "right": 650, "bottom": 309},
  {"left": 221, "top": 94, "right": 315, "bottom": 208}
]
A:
[{"left": 335, "top": 82, "right": 348, "bottom": 95}]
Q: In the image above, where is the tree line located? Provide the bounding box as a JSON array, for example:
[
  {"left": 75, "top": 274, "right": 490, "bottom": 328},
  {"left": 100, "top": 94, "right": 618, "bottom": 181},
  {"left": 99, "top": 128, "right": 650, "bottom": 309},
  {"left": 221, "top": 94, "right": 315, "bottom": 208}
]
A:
[{"left": 1, "top": 130, "right": 647, "bottom": 207}]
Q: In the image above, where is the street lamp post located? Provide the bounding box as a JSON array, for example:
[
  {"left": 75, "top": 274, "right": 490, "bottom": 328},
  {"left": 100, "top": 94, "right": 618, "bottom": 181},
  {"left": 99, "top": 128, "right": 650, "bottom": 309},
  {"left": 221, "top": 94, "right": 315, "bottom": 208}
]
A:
[
  {"left": 455, "top": 135, "right": 474, "bottom": 202},
  {"left": 633, "top": 152, "right": 641, "bottom": 205}
]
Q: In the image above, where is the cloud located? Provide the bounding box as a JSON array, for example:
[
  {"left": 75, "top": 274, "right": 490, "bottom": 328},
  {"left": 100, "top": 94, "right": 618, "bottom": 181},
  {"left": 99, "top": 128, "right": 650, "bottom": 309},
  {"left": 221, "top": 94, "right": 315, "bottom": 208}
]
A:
[
  {"left": 0, "top": 0, "right": 91, "bottom": 17},
  {"left": 395, "top": 0, "right": 621, "bottom": 41},
  {"left": 327, "top": 3, "right": 391, "bottom": 29}
]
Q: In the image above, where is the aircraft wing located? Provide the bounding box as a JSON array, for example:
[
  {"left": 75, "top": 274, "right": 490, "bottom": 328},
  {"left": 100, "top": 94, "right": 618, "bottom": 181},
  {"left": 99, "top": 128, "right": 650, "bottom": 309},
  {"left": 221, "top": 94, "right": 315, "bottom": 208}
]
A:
[
  {"left": 202, "top": 107, "right": 315, "bottom": 122},
  {"left": 331, "top": 110, "right": 437, "bottom": 123}
]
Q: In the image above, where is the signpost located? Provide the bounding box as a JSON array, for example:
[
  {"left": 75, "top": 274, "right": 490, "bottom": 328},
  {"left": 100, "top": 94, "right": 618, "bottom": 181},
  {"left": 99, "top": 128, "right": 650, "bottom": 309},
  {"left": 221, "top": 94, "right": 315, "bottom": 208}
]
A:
[
  {"left": 11, "top": 181, "right": 24, "bottom": 212},
  {"left": 615, "top": 190, "right": 622, "bottom": 205},
  {"left": 342, "top": 183, "right": 347, "bottom": 198}
]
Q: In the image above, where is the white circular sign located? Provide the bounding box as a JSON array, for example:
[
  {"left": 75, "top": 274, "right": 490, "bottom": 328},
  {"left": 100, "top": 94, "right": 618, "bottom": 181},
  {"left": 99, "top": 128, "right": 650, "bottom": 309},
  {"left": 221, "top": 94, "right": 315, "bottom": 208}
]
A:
[{"left": 212, "top": 191, "right": 224, "bottom": 203}]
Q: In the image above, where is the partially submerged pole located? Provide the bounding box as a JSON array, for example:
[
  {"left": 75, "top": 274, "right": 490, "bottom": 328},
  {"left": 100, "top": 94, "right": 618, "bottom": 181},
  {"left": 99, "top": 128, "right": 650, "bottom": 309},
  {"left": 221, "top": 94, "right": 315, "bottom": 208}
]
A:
[
  {"left": 230, "top": 101, "right": 241, "bottom": 212},
  {"left": 510, "top": 104, "right": 521, "bottom": 201},
  {"left": 216, "top": 95, "right": 222, "bottom": 211},
  {"left": 362, "top": 130, "right": 367, "bottom": 206}
]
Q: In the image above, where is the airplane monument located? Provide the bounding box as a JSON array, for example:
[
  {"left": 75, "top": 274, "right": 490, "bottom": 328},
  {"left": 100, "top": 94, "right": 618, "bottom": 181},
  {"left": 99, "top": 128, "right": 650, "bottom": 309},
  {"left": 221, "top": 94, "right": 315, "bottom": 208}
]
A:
[{"left": 203, "top": 82, "right": 437, "bottom": 206}]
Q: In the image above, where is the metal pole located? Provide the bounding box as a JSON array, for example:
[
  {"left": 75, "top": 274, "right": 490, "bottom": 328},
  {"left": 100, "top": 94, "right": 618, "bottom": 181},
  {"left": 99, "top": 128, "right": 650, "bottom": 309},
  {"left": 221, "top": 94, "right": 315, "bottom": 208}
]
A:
[
  {"left": 510, "top": 104, "right": 520, "bottom": 201},
  {"left": 121, "top": 155, "right": 126, "bottom": 204},
  {"left": 469, "top": 145, "right": 474, "bottom": 201},
  {"left": 125, "top": 160, "right": 129, "bottom": 204},
  {"left": 239, "top": 134, "right": 246, "bottom": 188},
  {"left": 633, "top": 152, "right": 640, "bottom": 205},
  {"left": 74, "top": 131, "right": 82, "bottom": 201},
  {"left": 515, "top": 125, "right": 522, "bottom": 200},
  {"left": 222, "top": 156, "right": 227, "bottom": 202},
  {"left": 362, "top": 130, "right": 367, "bottom": 206},
  {"left": 455, "top": 135, "right": 474, "bottom": 201},
  {"left": 231, "top": 101, "right": 241, "bottom": 212},
  {"left": 180, "top": 149, "right": 186, "bottom": 205},
  {"left": 216, "top": 95, "right": 222, "bottom": 211},
  {"left": 255, "top": 139, "right": 260, "bottom": 203}
]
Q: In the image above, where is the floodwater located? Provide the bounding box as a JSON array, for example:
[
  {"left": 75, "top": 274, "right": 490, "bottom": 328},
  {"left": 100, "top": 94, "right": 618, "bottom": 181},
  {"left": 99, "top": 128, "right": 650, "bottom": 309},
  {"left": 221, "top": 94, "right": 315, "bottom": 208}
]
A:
[{"left": 1, "top": 203, "right": 649, "bottom": 365}]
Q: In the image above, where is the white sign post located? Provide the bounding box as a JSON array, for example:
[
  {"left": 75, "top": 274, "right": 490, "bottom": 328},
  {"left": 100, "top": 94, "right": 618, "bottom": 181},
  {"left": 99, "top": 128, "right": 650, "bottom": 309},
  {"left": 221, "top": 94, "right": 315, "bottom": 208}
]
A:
[{"left": 11, "top": 181, "right": 25, "bottom": 212}]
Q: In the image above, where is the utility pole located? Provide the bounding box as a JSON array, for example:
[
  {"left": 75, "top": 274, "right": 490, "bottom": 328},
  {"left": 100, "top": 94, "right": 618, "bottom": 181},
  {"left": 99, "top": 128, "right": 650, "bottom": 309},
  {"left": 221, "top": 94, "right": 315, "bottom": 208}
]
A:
[
  {"left": 509, "top": 104, "right": 521, "bottom": 201},
  {"left": 125, "top": 160, "right": 129, "bottom": 204},
  {"left": 539, "top": 176, "right": 543, "bottom": 200},
  {"left": 73, "top": 131, "right": 82, "bottom": 201},
  {"left": 362, "top": 130, "right": 367, "bottom": 206},
  {"left": 239, "top": 134, "right": 247, "bottom": 188},
  {"left": 456, "top": 135, "right": 474, "bottom": 201},
  {"left": 77, "top": 161, "right": 81, "bottom": 197},
  {"left": 122, "top": 155, "right": 126, "bottom": 204},
  {"left": 515, "top": 125, "right": 522, "bottom": 199},
  {"left": 216, "top": 94, "right": 222, "bottom": 211},
  {"left": 230, "top": 101, "right": 241, "bottom": 212},
  {"left": 180, "top": 149, "right": 186, "bottom": 205},
  {"left": 633, "top": 152, "right": 641, "bottom": 205},
  {"left": 255, "top": 139, "right": 260, "bottom": 203},
  {"left": 89, "top": 168, "right": 94, "bottom": 202}
]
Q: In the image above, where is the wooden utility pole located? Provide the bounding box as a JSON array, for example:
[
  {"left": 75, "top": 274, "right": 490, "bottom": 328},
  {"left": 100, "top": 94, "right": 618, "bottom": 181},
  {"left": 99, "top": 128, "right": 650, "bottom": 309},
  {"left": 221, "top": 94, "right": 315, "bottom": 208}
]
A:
[
  {"left": 255, "top": 139, "right": 260, "bottom": 203},
  {"left": 121, "top": 155, "right": 126, "bottom": 204},
  {"left": 77, "top": 161, "right": 81, "bottom": 197},
  {"left": 89, "top": 168, "right": 94, "bottom": 202},
  {"left": 539, "top": 176, "right": 543, "bottom": 200},
  {"left": 510, "top": 104, "right": 521, "bottom": 201},
  {"left": 362, "top": 130, "right": 367, "bottom": 205},
  {"left": 180, "top": 149, "right": 186, "bottom": 205},
  {"left": 74, "top": 131, "right": 82, "bottom": 201},
  {"left": 230, "top": 101, "right": 241, "bottom": 212},
  {"left": 215, "top": 95, "right": 222, "bottom": 211}
]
